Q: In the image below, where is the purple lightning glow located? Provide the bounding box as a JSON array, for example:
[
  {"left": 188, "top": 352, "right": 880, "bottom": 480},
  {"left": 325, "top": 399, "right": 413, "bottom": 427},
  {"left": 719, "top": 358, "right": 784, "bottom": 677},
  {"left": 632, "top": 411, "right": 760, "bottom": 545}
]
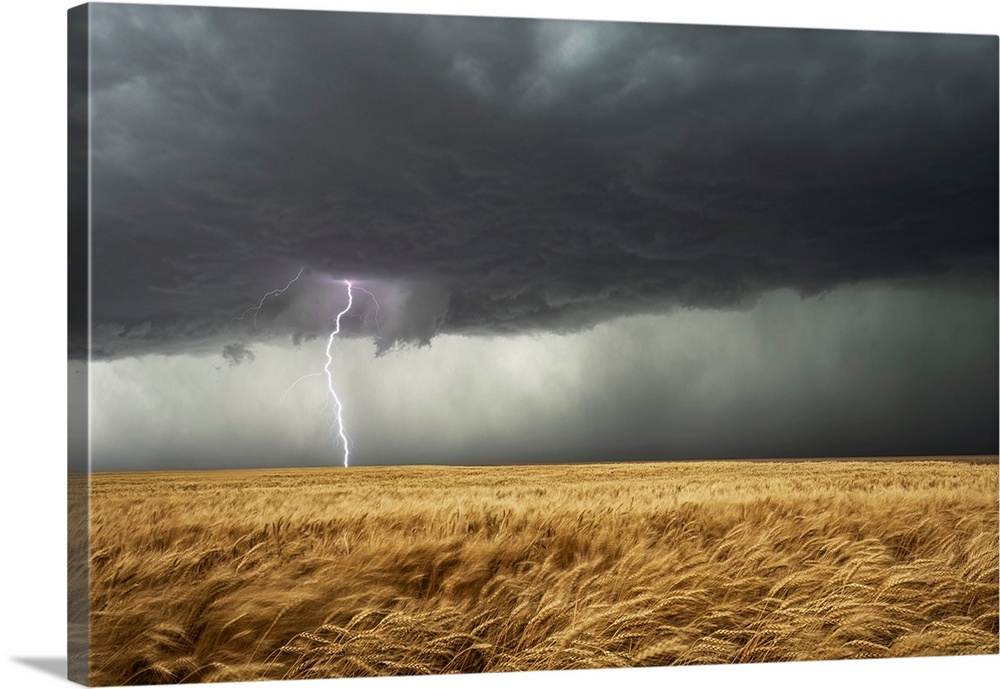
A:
[
  {"left": 241, "top": 270, "right": 380, "bottom": 467},
  {"left": 352, "top": 286, "right": 382, "bottom": 336}
]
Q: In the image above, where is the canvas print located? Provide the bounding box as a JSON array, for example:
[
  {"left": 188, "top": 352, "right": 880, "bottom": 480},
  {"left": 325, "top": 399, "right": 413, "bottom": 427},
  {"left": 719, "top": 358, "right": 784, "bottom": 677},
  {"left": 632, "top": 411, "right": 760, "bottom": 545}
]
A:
[{"left": 68, "top": 2, "right": 999, "bottom": 686}]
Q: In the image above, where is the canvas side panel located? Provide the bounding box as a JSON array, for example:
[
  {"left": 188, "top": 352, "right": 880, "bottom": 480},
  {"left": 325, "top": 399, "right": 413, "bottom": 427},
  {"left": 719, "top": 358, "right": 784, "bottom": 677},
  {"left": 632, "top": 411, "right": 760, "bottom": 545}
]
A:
[{"left": 68, "top": 3, "right": 91, "bottom": 685}]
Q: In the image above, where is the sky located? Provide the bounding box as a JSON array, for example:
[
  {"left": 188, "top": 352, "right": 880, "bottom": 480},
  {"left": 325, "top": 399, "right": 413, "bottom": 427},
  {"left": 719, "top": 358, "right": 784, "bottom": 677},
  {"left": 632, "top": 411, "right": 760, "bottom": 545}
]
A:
[{"left": 71, "top": 2, "right": 998, "bottom": 471}]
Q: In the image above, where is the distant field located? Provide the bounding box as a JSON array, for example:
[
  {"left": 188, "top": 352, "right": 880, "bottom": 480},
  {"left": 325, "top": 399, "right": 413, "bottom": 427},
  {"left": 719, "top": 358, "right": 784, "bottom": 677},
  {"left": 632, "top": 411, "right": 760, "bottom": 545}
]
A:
[{"left": 82, "top": 459, "right": 999, "bottom": 685}]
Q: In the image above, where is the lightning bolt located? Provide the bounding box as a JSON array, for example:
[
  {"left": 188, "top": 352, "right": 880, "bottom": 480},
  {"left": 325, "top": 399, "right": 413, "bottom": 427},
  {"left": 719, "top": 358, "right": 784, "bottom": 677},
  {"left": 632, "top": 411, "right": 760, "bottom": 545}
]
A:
[
  {"left": 325, "top": 280, "right": 354, "bottom": 467},
  {"left": 234, "top": 267, "right": 304, "bottom": 329},
  {"left": 244, "top": 272, "right": 380, "bottom": 467}
]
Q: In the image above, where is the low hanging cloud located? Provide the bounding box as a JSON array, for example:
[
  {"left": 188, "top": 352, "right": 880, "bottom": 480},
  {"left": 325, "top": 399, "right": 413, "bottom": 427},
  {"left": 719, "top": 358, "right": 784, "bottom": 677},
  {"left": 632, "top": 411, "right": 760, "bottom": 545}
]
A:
[
  {"left": 72, "top": 5, "right": 998, "bottom": 360},
  {"left": 222, "top": 343, "right": 256, "bottom": 367},
  {"left": 88, "top": 283, "right": 999, "bottom": 471}
]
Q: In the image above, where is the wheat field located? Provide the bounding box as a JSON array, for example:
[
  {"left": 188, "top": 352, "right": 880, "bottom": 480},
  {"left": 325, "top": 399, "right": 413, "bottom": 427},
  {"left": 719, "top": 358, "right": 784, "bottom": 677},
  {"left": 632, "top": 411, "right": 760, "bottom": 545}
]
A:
[{"left": 80, "top": 458, "right": 998, "bottom": 685}]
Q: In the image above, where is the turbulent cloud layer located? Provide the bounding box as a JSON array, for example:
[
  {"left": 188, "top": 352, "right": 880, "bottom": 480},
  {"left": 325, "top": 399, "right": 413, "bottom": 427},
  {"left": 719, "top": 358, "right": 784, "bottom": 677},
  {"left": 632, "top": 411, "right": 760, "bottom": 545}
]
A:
[
  {"left": 89, "top": 282, "right": 998, "bottom": 470},
  {"left": 75, "top": 5, "right": 998, "bottom": 359}
]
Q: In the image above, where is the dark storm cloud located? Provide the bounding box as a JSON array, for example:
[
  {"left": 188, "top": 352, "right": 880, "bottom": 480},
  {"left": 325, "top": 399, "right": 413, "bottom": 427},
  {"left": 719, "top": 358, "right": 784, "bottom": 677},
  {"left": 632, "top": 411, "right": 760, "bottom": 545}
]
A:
[{"left": 83, "top": 5, "right": 998, "bottom": 358}]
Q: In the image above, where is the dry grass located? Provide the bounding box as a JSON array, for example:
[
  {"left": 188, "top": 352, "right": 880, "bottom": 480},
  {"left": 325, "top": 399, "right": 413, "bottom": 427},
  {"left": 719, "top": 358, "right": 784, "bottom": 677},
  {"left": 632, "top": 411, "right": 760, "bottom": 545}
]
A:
[{"left": 84, "top": 459, "right": 998, "bottom": 685}]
